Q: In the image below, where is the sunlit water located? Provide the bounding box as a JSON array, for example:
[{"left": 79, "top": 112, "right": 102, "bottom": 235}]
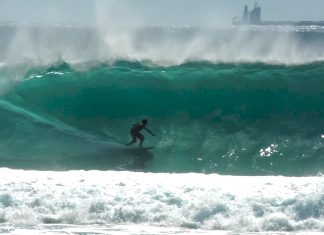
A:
[{"left": 0, "top": 25, "right": 324, "bottom": 234}]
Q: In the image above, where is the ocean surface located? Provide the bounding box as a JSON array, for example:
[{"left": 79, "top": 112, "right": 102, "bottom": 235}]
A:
[{"left": 0, "top": 25, "right": 323, "bottom": 234}]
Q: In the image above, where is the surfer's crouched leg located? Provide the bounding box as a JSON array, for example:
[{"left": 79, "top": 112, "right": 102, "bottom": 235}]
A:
[
  {"left": 137, "top": 133, "right": 144, "bottom": 147},
  {"left": 126, "top": 133, "right": 137, "bottom": 146}
]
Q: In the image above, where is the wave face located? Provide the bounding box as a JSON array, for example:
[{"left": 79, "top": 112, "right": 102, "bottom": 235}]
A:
[{"left": 0, "top": 60, "right": 323, "bottom": 175}]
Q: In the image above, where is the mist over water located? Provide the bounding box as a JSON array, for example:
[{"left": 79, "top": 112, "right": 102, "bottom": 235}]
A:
[
  {"left": 2, "top": 24, "right": 324, "bottom": 67},
  {"left": 0, "top": 23, "right": 323, "bottom": 176},
  {"left": 0, "top": 9, "right": 324, "bottom": 233}
]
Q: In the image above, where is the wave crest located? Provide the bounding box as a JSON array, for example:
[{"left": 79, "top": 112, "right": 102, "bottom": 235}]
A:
[{"left": 2, "top": 25, "right": 324, "bottom": 66}]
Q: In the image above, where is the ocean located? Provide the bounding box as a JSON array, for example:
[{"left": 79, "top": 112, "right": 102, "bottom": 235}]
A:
[{"left": 0, "top": 25, "right": 323, "bottom": 234}]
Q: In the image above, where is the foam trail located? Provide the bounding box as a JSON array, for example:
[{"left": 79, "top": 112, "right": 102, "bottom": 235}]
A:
[{"left": 0, "top": 169, "right": 322, "bottom": 233}]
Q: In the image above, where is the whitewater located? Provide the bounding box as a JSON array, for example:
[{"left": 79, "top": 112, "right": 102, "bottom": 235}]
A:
[{"left": 0, "top": 24, "right": 323, "bottom": 234}]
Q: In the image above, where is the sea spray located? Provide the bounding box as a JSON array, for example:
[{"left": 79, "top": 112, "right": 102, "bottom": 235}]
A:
[
  {"left": 2, "top": 26, "right": 324, "bottom": 65},
  {"left": 0, "top": 24, "right": 323, "bottom": 235}
]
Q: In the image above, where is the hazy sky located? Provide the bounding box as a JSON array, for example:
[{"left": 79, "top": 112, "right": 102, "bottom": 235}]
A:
[{"left": 1, "top": 0, "right": 324, "bottom": 26}]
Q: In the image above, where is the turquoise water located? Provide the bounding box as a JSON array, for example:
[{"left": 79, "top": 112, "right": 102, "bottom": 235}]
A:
[
  {"left": 0, "top": 25, "right": 323, "bottom": 234},
  {"left": 0, "top": 61, "right": 323, "bottom": 175}
]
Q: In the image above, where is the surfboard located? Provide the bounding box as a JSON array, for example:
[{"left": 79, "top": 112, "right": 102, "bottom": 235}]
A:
[
  {"left": 128, "top": 146, "right": 155, "bottom": 151},
  {"left": 142, "top": 146, "right": 155, "bottom": 150},
  {"left": 136, "top": 146, "right": 155, "bottom": 150}
]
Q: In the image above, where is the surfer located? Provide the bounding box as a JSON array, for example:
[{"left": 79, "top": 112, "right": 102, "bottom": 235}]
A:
[{"left": 126, "top": 119, "right": 156, "bottom": 147}]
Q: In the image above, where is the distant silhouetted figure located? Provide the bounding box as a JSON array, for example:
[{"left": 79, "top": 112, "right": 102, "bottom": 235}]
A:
[{"left": 126, "top": 119, "right": 155, "bottom": 147}]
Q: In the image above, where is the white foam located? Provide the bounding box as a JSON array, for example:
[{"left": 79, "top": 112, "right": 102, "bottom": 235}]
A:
[{"left": 0, "top": 168, "right": 322, "bottom": 233}]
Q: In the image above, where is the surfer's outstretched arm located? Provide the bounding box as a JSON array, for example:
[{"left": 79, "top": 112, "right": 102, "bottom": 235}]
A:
[{"left": 144, "top": 127, "right": 156, "bottom": 136}]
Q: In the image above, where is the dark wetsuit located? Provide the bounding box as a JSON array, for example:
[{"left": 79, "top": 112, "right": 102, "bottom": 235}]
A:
[
  {"left": 126, "top": 121, "right": 154, "bottom": 147},
  {"left": 130, "top": 123, "right": 145, "bottom": 142}
]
